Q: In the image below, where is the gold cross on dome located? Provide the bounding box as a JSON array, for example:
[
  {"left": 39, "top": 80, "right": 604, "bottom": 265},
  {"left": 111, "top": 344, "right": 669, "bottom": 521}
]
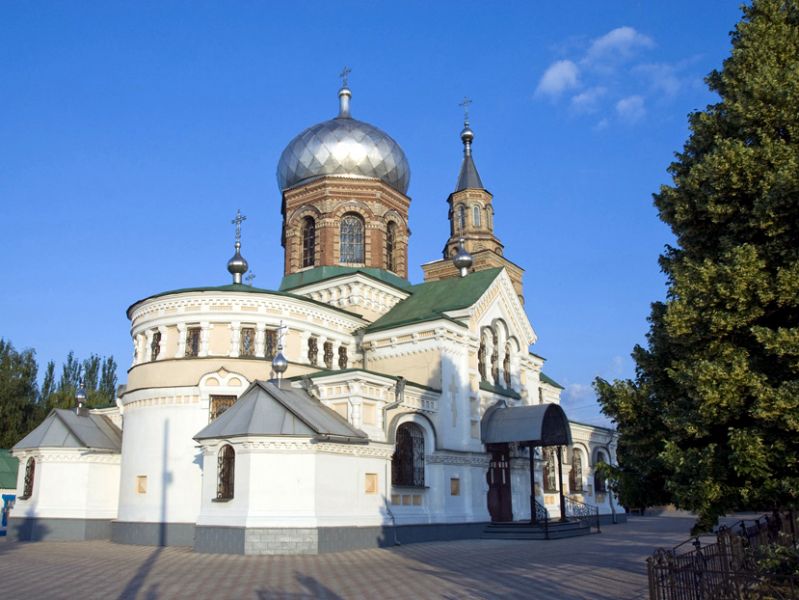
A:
[
  {"left": 459, "top": 96, "right": 472, "bottom": 122},
  {"left": 339, "top": 66, "right": 352, "bottom": 88},
  {"left": 231, "top": 209, "right": 247, "bottom": 244}
]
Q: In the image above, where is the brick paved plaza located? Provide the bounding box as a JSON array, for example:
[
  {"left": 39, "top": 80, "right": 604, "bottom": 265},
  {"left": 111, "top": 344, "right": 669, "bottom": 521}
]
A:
[{"left": 0, "top": 513, "right": 698, "bottom": 599}]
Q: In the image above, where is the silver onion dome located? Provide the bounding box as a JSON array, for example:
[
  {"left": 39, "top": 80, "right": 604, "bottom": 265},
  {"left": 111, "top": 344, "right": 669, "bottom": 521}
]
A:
[
  {"left": 453, "top": 238, "right": 473, "bottom": 277},
  {"left": 277, "top": 87, "right": 411, "bottom": 194},
  {"left": 227, "top": 242, "right": 249, "bottom": 284}
]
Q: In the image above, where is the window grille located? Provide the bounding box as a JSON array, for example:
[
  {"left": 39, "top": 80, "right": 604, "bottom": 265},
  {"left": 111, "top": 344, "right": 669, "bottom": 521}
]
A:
[
  {"left": 340, "top": 214, "right": 364, "bottom": 264},
  {"left": 264, "top": 329, "right": 277, "bottom": 360},
  {"left": 210, "top": 395, "right": 237, "bottom": 421},
  {"left": 302, "top": 217, "right": 316, "bottom": 268},
  {"left": 338, "top": 346, "right": 348, "bottom": 369},
  {"left": 472, "top": 205, "right": 481, "bottom": 227},
  {"left": 594, "top": 453, "right": 607, "bottom": 493},
  {"left": 217, "top": 445, "right": 235, "bottom": 500},
  {"left": 386, "top": 222, "right": 396, "bottom": 272},
  {"left": 392, "top": 423, "right": 425, "bottom": 487},
  {"left": 543, "top": 447, "right": 558, "bottom": 492},
  {"left": 240, "top": 327, "right": 255, "bottom": 357},
  {"left": 20, "top": 457, "right": 35, "bottom": 499},
  {"left": 307, "top": 337, "right": 318, "bottom": 365},
  {"left": 323, "top": 341, "right": 334, "bottom": 369},
  {"left": 185, "top": 327, "right": 201, "bottom": 357},
  {"left": 150, "top": 330, "right": 161, "bottom": 361},
  {"left": 570, "top": 448, "right": 583, "bottom": 493}
]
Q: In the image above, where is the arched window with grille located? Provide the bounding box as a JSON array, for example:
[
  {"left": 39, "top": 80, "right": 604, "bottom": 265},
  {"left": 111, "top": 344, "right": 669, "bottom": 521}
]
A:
[
  {"left": 217, "top": 445, "right": 235, "bottom": 500},
  {"left": 472, "top": 205, "right": 481, "bottom": 227},
  {"left": 543, "top": 447, "right": 557, "bottom": 492},
  {"left": 456, "top": 205, "right": 466, "bottom": 232},
  {"left": 386, "top": 221, "right": 396, "bottom": 272},
  {"left": 392, "top": 422, "right": 425, "bottom": 487},
  {"left": 20, "top": 457, "right": 35, "bottom": 499},
  {"left": 340, "top": 214, "right": 365, "bottom": 264},
  {"left": 302, "top": 217, "right": 316, "bottom": 268},
  {"left": 503, "top": 341, "right": 511, "bottom": 388},
  {"left": 570, "top": 448, "right": 584, "bottom": 493},
  {"left": 594, "top": 451, "right": 607, "bottom": 493}
]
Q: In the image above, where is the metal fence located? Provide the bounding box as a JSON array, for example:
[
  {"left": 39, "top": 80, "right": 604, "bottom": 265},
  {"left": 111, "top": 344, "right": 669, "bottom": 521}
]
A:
[{"left": 648, "top": 511, "right": 799, "bottom": 600}]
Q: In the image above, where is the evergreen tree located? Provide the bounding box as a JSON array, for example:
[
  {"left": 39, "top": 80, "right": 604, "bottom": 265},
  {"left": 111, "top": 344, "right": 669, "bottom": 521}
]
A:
[
  {"left": 0, "top": 339, "right": 39, "bottom": 448},
  {"left": 597, "top": 0, "right": 799, "bottom": 531}
]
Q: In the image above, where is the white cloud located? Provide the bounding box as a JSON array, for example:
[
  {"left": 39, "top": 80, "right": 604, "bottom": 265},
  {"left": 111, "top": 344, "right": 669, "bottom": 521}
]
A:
[
  {"left": 634, "top": 63, "right": 682, "bottom": 97},
  {"left": 584, "top": 26, "right": 654, "bottom": 64},
  {"left": 616, "top": 95, "right": 646, "bottom": 122},
  {"left": 535, "top": 60, "right": 580, "bottom": 98},
  {"left": 562, "top": 382, "right": 594, "bottom": 404},
  {"left": 570, "top": 86, "right": 607, "bottom": 113},
  {"left": 593, "top": 118, "right": 609, "bottom": 132}
]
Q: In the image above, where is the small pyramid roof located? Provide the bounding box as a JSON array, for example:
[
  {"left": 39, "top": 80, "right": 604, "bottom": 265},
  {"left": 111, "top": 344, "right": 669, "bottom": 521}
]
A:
[
  {"left": 455, "top": 154, "right": 484, "bottom": 191},
  {"left": 194, "top": 380, "right": 368, "bottom": 443},
  {"left": 13, "top": 409, "right": 122, "bottom": 452}
]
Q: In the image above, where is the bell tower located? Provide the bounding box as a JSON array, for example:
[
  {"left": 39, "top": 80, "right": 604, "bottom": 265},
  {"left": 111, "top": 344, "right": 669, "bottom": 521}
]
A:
[{"left": 421, "top": 104, "right": 525, "bottom": 303}]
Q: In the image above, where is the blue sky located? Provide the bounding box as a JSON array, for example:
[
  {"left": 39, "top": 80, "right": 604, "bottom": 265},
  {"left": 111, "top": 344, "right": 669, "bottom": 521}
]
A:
[{"left": 0, "top": 2, "right": 745, "bottom": 425}]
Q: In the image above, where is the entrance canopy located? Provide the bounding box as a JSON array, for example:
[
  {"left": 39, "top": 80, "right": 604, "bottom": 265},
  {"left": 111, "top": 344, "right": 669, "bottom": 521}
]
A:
[{"left": 481, "top": 402, "right": 572, "bottom": 447}]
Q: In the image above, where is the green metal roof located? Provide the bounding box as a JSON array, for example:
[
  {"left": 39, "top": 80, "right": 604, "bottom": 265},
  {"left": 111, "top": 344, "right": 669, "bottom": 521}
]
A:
[
  {"left": 0, "top": 449, "right": 19, "bottom": 490},
  {"left": 127, "top": 283, "right": 364, "bottom": 320},
  {"left": 363, "top": 268, "right": 503, "bottom": 334},
  {"left": 540, "top": 372, "right": 564, "bottom": 389},
  {"left": 280, "top": 266, "right": 412, "bottom": 292},
  {"left": 479, "top": 380, "right": 522, "bottom": 400},
  {"left": 288, "top": 368, "right": 440, "bottom": 392}
]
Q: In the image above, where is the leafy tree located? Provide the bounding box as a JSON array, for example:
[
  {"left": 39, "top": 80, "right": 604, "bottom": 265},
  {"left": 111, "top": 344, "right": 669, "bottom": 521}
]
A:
[
  {"left": 0, "top": 339, "right": 40, "bottom": 448},
  {"left": 597, "top": 0, "right": 799, "bottom": 531}
]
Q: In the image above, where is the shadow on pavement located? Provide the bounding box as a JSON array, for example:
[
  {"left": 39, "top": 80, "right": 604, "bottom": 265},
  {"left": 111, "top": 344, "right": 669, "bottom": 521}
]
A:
[{"left": 117, "top": 547, "right": 164, "bottom": 600}]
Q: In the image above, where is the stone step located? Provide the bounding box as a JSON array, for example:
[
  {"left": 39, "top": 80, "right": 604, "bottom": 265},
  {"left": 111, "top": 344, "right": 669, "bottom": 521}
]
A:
[{"left": 482, "top": 519, "right": 595, "bottom": 541}]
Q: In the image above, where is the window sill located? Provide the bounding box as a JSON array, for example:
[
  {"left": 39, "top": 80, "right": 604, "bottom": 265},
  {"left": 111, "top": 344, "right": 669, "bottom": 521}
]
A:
[
  {"left": 18, "top": 495, "right": 30, "bottom": 501},
  {"left": 392, "top": 485, "right": 428, "bottom": 491},
  {"left": 212, "top": 497, "right": 233, "bottom": 503}
]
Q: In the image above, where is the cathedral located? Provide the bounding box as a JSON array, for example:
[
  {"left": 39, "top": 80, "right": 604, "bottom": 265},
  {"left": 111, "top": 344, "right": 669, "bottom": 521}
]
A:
[{"left": 9, "top": 78, "right": 624, "bottom": 554}]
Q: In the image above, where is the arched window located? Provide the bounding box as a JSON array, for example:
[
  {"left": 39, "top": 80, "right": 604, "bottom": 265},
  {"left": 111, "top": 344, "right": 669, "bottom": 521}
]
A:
[
  {"left": 570, "top": 448, "right": 583, "bottom": 493},
  {"left": 340, "top": 214, "right": 365, "bottom": 264},
  {"left": 21, "top": 457, "right": 35, "bottom": 499},
  {"left": 386, "top": 222, "right": 397, "bottom": 272},
  {"left": 491, "top": 329, "right": 500, "bottom": 385},
  {"left": 456, "top": 205, "right": 466, "bottom": 232},
  {"left": 478, "top": 334, "right": 487, "bottom": 381},
  {"left": 301, "top": 217, "right": 316, "bottom": 268},
  {"left": 543, "top": 447, "right": 557, "bottom": 492},
  {"left": 472, "top": 205, "right": 482, "bottom": 227},
  {"left": 217, "top": 445, "right": 235, "bottom": 500},
  {"left": 594, "top": 451, "right": 607, "bottom": 493},
  {"left": 503, "top": 341, "right": 511, "bottom": 388},
  {"left": 150, "top": 330, "right": 161, "bottom": 361},
  {"left": 392, "top": 422, "right": 425, "bottom": 487}
]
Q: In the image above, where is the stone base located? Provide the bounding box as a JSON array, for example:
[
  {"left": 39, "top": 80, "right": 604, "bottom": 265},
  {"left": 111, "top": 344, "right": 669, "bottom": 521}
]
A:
[
  {"left": 8, "top": 517, "right": 112, "bottom": 542},
  {"left": 111, "top": 521, "right": 195, "bottom": 546},
  {"left": 195, "top": 522, "right": 490, "bottom": 555}
]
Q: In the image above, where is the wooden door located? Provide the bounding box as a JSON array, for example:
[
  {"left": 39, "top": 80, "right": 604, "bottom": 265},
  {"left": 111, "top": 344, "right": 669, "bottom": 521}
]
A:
[{"left": 487, "top": 444, "right": 513, "bottom": 522}]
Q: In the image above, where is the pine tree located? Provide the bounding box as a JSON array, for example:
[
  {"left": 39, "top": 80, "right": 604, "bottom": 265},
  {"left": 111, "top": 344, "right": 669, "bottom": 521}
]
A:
[
  {"left": 0, "top": 339, "right": 40, "bottom": 448},
  {"left": 597, "top": 0, "right": 799, "bottom": 530}
]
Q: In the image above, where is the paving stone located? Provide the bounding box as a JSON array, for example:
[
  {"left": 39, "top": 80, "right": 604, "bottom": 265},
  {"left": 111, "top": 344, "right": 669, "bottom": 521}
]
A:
[{"left": 0, "top": 514, "right": 702, "bottom": 599}]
